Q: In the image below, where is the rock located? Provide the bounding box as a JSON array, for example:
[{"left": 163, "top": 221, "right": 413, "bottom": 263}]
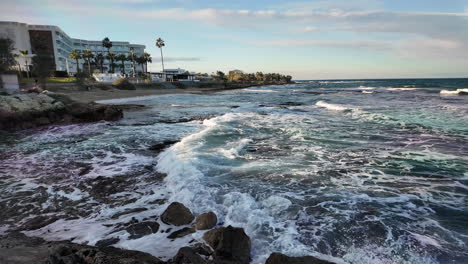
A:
[
  {"left": 126, "top": 221, "right": 160, "bottom": 239},
  {"left": 65, "top": 102, "right": 123, "bottom": 122},
  {"left": 161, "top": 202, "right": 194, "bottom": 226},
  {"left": 170, "top": 247, "right": 208, "bottom": 264},
  {"left": 265, "top": 253, "right": 335, "bottom": 264},
  {"left": 46, "top": 243, "right": 164, "bottom": 264},
  {"left": 95, "top": 237, "right": 120, "bottom": 247},
  {"left": 111, "top": 208, "right": 148, "bottom": 219},
  {"left": 21, "top": 215, "right": 59, "bottom": 231},
  {"left": 149, "top": 140, "right": 179, "bottom": 152},
  {"left": 203, "top": 225, "right": 251, "bottom": 264},
  {"left": 195, "top": 212, "right": 217, "bottom": 230},
  {"left": 167, "top": 227, "right": 195, "bottom": 239}
]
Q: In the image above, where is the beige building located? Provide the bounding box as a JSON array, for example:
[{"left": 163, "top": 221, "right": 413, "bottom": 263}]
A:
[{"left": 0, "top": 21, "right": 146, "bottom": 75}]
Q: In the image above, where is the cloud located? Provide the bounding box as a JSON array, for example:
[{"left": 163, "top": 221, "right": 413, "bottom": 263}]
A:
[
  {"left": 151, "top": 56, "right": 201, "bottom": 62},
  {"left": 254, "top": 39, "right": 392, "bottom": 51}
]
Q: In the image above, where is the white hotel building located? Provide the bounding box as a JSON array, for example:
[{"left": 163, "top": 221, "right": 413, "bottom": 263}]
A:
[{"left": 0, "top": 21, "right": 146, "bottom": 75}]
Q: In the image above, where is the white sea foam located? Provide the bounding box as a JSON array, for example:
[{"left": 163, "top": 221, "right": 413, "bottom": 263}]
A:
[
  {"left": 440, "top": 88, "right": 468, "bottom": 95},
  {"left": 315, "top": 101, "right": 354, "bottom": 111},
  {"left": 245, "top": 89, "right": 277, "bottom": 93},
  {"left": 386, "top": 87, "right": 419, "bottom": 91},
  {"left": 362, "top": 91, "right": 374, "bottom": 94}
]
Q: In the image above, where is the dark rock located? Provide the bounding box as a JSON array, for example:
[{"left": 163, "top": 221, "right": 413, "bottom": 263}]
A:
[
  {"left": 149, "top": 199, "right": 168, "bottom": 205},
  {"left": 126, "top": 221, "right": 160, "bottom": 239},
  {"left": 46, "top": 243, "right": 164, "bottom": 264},
  {"left": 149, "top": 140, "right": 179, "bottom": 152},
  {"left": 170, "top": 247, "right": 208, "bottom": 264},
  {"left": 111, "top": 208, "right": 148, "bottom": 219},
  {"left": 161, "top": 202, "right": 194, "bottom": 226},
  {"left": 279, "top": 102, "right": 304, "bottom": 106},
  {"left": 167, "top": 227, "right": 195, "bottom": 239},
  {"left": 65, "top": 102, "right": 123, "bottom": 122},
  {"left": 21, "top": 215, "right": 59, "bottom": 231},
  {"left": 265, "top": 253, "right": 336, "bottom": 264},
  {"left": 195, "top": 212, "right": 217, "bottom": 230},
  {"left": 95, "top": 237, "right": 120, "bottom": 247},
  {"left": 203, "top": 225, "right": 251, "bottom": 264},
  {"left": 85, "top": 176, "right": 135, "bottom": 203}
]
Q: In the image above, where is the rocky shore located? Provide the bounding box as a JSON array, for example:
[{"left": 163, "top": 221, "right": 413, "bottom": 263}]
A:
[
  {"left": 0, "top": 93, "right": 123, "bottom": 131},
  {"left": 0, "top": 201, "right": 335, "bottom": 264}
]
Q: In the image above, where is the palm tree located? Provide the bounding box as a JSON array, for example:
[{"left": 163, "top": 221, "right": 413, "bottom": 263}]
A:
[
  {"left": 102, "top": 37, "right": 112, "bottom": 55},
  {"left": 82, "top": 49, "right": 94, "bottom": 74},
  {"left": 136, "top": 56, "right": 146, "bottom": 73},
  {"left": 155, "top": 38, "right": 165, "bottom": 72},
  {"left": 69, "top": 49, "right": 81, "bottom": 73},
  {"left": 107, "top": 52, "right": 116, "bottom": 73},
  {"left": 19, "top": 50, "right": 30, "bottom": 78},
  {"left": 116, "top": 54, "right": 127, "bottom": 74},
  {"left": 94, "top": 53, "right": 105, "bottom": 73},
  {"left": 128, "top": 48, "right": 136, "bottom": 77},
  {"left": 143, "top": 52, "right": 152, "bottom": 73}
]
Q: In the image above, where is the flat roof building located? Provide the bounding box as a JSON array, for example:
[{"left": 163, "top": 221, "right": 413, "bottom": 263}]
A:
[{"left": 0, "top": 21, "right": 146, "bottom": 75}]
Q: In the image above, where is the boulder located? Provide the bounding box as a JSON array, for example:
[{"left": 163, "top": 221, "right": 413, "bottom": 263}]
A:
[
  {"left": 195, "top": 212, "right": 217, "bottom": 230},
  {"left": 149, "top": 140, "right": 179, "bottom": 152},
  {"left": 167, "top": 227, "right": 195, "bottom": 239},
  {"left": 265, "top": 253, "right": 336, "bottom": 264},
  {"left": 171, "top": 247, "right": 208, "bottom": 264},
  {"left": 161, "top": 202, "right": 194, "bottom": 226},
  {"left": 65, "top": 102, "right": 123, "bottom": 122},
  {"left": 95, "top": 237, "right": 120, "bottom": 247},
  {"left": 203, "top": 226, "right": 251, "bottom": 264},
  {"left": 126, "top": 221, "right": 160, "bottom": 239}
]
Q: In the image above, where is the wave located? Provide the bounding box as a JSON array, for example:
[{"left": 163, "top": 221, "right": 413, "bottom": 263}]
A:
[
  {"left": 315, "top": 101, "right": 355, "bottom": 111},
  {"left": 386, "top": 88, "right": 419, "bottom": 91},
  {"left": 440, "top": 88, "right": 468, "bottom": 95},
  {"left": 245, "top": 89, "right": 278, "bottom": 93},
  {"left": 362, "top": 91, "right": 374, "bottom": 94}
]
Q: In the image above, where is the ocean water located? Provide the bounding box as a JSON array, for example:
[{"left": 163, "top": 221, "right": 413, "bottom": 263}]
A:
[{"left": 1, "top": 79, "right": 467, "bottom": 263}]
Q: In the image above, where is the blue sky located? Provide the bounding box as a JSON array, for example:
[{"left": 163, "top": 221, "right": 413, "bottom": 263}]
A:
[{"left": 2, "top": 0, "right": 468, "bottom": 79}]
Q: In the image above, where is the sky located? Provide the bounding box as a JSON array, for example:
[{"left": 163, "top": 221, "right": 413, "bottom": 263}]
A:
[{"left": 2, "top": 0, "right": 468, "bottom": 79}]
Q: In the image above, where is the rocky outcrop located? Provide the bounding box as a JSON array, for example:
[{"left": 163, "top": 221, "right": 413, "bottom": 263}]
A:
[
  {"left": 265, "top": 253, "right": 335, "bottom": 264},
  {"left": 195, "top": 212, "right": 218, "bottom": 230},
  {"left": 0, "top": 232, "right": 164, "bottom": 264},
  {"left": 161, "top": 202, "right": 195, "bottom": 226},
  {"left": 126, "top": 221, "right": 160, "bottom": 239},
  {"left": 168, "top": 227, "right": 196, "bottom": 239},
  {"left": 203, "top": 226, "right": 251, "bottom": 264},
  {"left": 0, "top": 93, "right": 123, "bottom": 131},
  {"left": 149, "top": 140, "right": 179, "bottom": 152}
]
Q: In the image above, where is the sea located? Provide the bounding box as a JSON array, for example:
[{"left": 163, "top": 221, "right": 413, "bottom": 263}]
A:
[{"left": 0, "top": 78, "right": 467, "bottom": 264}]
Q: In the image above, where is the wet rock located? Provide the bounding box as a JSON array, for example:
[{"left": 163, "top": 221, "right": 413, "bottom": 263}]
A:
[
  {"left": 21, "top": 215, "right": 59, "bottom": 231},
  {"left": 95, "top": 237, "right": 120, "bottom": 247},
  {"left": 265, "top": 253, "right": 336, "bottom": 264},
  {"left": 279, "top": 102, "right": 304, "bottom": 106},
  {"left": 85, "top": 176, "right": 135, "bottom": 203},
  {"left": 126, "top": 221, "right": 160, "bottom": 239},
  {"left": 46, "top": 243, "right": 164, "bottom": 264},
  {"left": 111, "top": 208, "right": 148, "bottom": 219},
  {"left": 149, "top": 140, "right": 179, "bottom": 152},
  {"left": 167, "top": 227, "right": 196, "bottom": 239},
  {"left": 149, "top": 198, "right": 168, "bottom": 205},
  {"left": 161, "top": 202, "right": 195, "bottom": 226},
  {"left": 195, "top": 212, "right": 217, "bottom": 230},
  {"left": 170, "top": 247, "right": 208, "bottom": 264},
  {"left": 65, "top": 102, "right": 123, "bottom": 122},
  {"left": 203, "top": 225, "right": 251, "bottom": 264}
]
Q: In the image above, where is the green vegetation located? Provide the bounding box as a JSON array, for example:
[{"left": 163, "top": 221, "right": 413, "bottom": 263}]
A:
[
  {"left": 112, "top": 78, "right": 136, "bottom": 90},
  {"left": 211, "top": 70, "right": 292, "bottom": 84},
  {"left": 0, "top": 38, "right": 16, "bottom": 88},
  {"left": 83, "top": 49, "right": 94, "bottom": 74},
  {"left": 69, "top": 50, "right": 82, "bottom": 73},
  {"left": 20, "top": 77, "right": 77, "bottom": 84}
]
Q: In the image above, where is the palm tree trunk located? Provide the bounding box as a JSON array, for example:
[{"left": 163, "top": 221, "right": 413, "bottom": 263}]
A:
[
  {"left": 25, "top": 59, "right": 30, "bottom": 79},
  {"left": 160, "top": 48, "right": 165, "bottom": 72},
  {"left": 87, "top": 60, "right": 91, "bottom": 75},
  {"left": 76, "top": 59, "right": 79, "bottom": 73},
  {"left": 122, "top": 61, "right": 125, "bottom": 74}
]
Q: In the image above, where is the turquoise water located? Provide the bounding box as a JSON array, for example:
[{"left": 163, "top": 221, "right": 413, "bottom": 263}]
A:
[{"left": 0, "top": 79, "right": 467, "bottom": 263}]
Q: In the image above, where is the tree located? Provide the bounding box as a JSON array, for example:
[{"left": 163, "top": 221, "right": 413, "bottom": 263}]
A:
[
  {"left": 128, "top": 48, "right": 136, "bottom": 77},
  {"left": 102, "top": 37, "right": 112, "bottom": 55},
  {"left": 94, "top": 53, "right": 105, "bottom": 73},
  {"left": 0, "top": 38, "right": 16, "bottom": 89},
  {"left": 107, "top": 51, "right": 116, "bottom": 73},
  {"left": 116, "top": 54, "right": 127, "bottom": 74},
  {"left": 143, "top": 52, "right": 152, "bottom": 73},
  {"left": 82, "top": 49, "right": 94, "bottom": 74},
  {"left": 136, "top": 55, "right": 146, "bottom": 74},
  {"left": 19, "top": 50, "right": 30, "bottom": 78},
  {"left": 214, "top": 71, "right": 226, "bottom": 82},
  {"left": 155, "top": 38, "right": 165, "bottom": 72},
  {"left": 69, "top": 50, "right": 81, "bottom": 73}
]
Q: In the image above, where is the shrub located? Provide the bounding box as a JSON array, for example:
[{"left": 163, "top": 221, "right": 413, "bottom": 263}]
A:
[
  {"left": 52, "top": 71, "right": 69, "bottom": 77},
  {"left": 112, "top": 78, "right": 136, "bottom": 90},
  {"left": 173, "top": 81, "right": 187, "bottom": 89}
]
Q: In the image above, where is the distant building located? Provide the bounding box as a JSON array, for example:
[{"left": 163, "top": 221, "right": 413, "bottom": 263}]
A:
[
  {"left": 151, "top": 68, "right": 195, "bottom": 82},
  {"left": 0, "top": 21, "right": 146, "bottom": 75}
]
